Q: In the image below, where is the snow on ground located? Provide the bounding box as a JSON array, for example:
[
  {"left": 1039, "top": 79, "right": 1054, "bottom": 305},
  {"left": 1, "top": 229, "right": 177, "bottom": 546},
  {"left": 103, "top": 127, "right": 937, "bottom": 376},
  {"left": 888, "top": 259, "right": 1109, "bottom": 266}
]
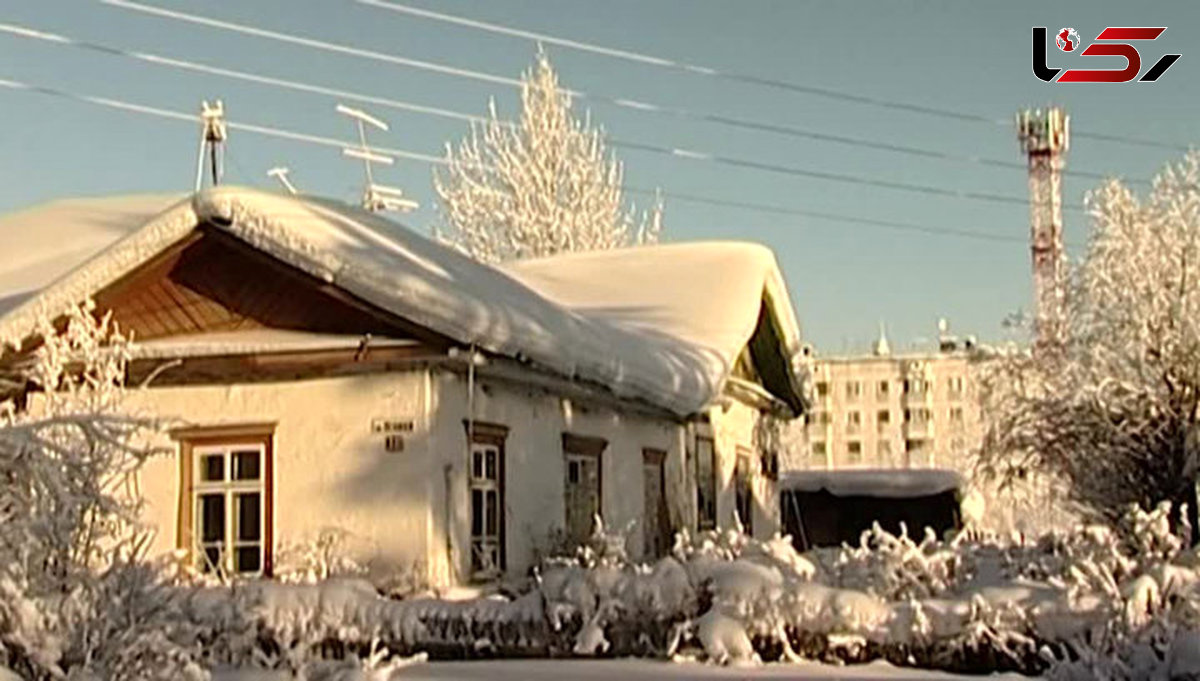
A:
[{"left": 208, "top": 658, "right": 1036, "bottom": 681}]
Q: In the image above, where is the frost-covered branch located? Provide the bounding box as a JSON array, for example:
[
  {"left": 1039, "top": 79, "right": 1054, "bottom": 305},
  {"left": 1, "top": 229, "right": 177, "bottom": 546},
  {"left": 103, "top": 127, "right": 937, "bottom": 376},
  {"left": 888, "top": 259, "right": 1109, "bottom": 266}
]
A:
[
  {"left": 978, "top": 152, "right": 1200, "bottom": 539},
  {"left": 434, "top": 50, "right": 663, "bottom": 263}
]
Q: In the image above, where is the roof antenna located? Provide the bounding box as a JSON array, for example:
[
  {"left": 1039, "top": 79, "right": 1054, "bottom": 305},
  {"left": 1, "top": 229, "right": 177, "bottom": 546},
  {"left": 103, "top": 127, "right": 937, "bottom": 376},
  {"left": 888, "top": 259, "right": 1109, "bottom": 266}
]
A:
[
  {"left": 194, "top": 100, "right": 227, "bottom": 192},
  {"left": 267, "top": 167, "right": 298, "bottom": 195},
  {"left": 336, "top": 103, "right": 418, "bottom": 213}
]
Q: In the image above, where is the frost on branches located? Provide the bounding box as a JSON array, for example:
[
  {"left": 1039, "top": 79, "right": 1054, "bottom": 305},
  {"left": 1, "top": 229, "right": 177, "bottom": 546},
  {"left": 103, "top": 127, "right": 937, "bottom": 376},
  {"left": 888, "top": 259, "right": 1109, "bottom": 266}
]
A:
[
  {"left": 0, "top": 302, "right": 206, "bottom": 680},
  {"left": 434, "top": 50, "right": 663, "bottom": 263},
  {"left": 978, "top": 152, "right": 1200, "bottom": 539}
]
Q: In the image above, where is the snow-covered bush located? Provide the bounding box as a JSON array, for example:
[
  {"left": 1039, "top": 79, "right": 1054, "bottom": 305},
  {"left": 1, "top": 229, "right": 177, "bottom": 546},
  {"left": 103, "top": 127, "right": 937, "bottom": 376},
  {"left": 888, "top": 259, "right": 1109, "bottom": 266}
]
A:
[
  {"left": 275, "top": 529, "right": 368, "bottom": 586},
  {"left": 0, "top": 303, "right": 204, "bottom": 680}
]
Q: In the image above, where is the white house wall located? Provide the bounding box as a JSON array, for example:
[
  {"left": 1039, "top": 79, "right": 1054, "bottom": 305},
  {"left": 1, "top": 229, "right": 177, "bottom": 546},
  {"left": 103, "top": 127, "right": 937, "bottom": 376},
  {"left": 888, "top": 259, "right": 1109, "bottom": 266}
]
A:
[
  {"left": 707, "top": 398, "right": 779, "bottom": 539},
  {"left": 125, "top": 371, "right": 434, "bottom": 576},
  {"left": 121, "top": 366, "right": 782, "bottom": 588},
  {"left": 428, "top": 369, "right": 687, "bottom": 584}
]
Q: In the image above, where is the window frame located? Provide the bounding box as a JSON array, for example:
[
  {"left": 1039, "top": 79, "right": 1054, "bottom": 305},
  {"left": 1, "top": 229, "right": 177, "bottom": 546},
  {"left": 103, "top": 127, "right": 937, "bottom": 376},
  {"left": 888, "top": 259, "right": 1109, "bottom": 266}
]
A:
[
  {"left": 642, "top": 448, "right": 670, "bottom": 559},
  {"left": 846, "top": 440, "right": 863, "bottom": 464},
  {"left": 464, "top": 421, "right": 508, "bottom": 581},
  {"left": 695, "top": 435, "right": 717, "bottom": 531},
  {"left": 734, "top": 447, "right": 754, "bottom": 535},
  {"left": 845, "top": 380, "right": 862, "bottom": 401},
  {"left": 562, "top": 432, "right": 606, "bottom": 545},
  {"left": 173, "top": 423, "right": 275, "bottom": 578}
]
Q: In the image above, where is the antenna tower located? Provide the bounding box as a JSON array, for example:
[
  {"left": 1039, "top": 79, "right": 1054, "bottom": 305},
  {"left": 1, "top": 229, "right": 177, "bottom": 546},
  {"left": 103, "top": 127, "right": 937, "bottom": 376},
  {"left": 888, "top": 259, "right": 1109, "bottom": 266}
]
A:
[
  {"left": 195, "top": 100, "right": 227, "bottom": 191},
  {"left": 337, "top": 104, "right": 418, "bottom": 213},
  {"left": 1016, "top": 107, "right": 1069, "bottom": 350}
]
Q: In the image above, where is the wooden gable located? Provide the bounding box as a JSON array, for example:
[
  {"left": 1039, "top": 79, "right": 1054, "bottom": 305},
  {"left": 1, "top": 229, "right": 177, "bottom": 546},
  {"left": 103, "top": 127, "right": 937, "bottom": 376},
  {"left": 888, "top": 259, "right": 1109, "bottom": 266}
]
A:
[
  {"left": 732, "top": 298, "right": 804, "bottom": 415},
  {"left": 93, "top": 226, "right": 443, "bottom": 345}
]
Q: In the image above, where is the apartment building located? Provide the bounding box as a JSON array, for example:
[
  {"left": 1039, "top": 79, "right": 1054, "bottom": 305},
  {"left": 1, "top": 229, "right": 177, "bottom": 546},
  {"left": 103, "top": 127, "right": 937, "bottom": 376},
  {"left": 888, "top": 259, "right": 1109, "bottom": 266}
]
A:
[{"left": 799, "top": 326, "right": 987, "bottom": 472}]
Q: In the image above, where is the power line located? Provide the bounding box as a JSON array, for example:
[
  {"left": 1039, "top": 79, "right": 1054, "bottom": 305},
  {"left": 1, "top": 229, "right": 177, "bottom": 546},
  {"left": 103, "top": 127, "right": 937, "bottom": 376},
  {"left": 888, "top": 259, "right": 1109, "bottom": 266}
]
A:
[
  {"left": 93, "top": 0, "right": 1152, "bottom": 173},
  {"left": 5, "top": 21, "right": 1054, "bottom": 178},
  {"left": 354, "top": 0, "right": 1192, "bottom": 154},
  {"left": 0, "top": 23, "right": 484, "bottom": 125},
  {"left": 0, "top": 77, "right": 446, "bottom": 165},
  {"left": 0, "top": 76, "right": 1033, "bottom": 243},
  {"left": 67, "top": 9, "right": 1053, "bottom": 206}
]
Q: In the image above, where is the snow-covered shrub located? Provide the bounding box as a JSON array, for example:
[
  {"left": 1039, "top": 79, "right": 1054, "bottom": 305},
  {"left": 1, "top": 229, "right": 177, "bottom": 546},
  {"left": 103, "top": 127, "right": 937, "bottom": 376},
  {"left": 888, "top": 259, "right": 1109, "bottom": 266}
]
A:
[
  {"left": 275, "top": 529, "right": 368, "bottom": 586},
  {"left": 0, "top": 302, "right": 203, "bottom": 680}
]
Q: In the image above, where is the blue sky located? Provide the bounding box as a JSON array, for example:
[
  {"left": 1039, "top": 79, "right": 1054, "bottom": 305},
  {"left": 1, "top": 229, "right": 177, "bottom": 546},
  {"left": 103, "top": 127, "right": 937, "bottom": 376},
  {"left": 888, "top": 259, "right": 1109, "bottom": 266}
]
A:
[{"left": 1, "top": 1, "right": 1196, "bottom": 353}]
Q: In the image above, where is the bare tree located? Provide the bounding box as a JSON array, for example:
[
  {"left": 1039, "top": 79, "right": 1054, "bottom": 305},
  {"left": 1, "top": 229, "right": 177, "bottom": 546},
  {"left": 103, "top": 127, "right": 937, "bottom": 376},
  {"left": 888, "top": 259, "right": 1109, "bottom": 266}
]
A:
[
  {"left": 434, "top": 50, "right": 662, "bottom": 263},
  {"left": 978, "top": 153, "right": 1200, "bottom": 540}
]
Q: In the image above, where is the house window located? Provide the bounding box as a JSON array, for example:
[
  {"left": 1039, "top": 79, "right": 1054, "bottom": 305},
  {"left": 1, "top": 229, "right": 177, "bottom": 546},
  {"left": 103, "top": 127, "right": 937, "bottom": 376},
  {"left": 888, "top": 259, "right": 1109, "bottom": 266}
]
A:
[
  {"left": 905, "top": 407, "right": 932, "bottom": 423},
  {"left": 847, "top": 441, "right": 862, "bottom": 464},
  {"left": 846, "top": 411, "right": 862, "bottom": 428},
  {"left": 563, "top": 433, "right": 606, "bottom": 546},
  {"left": 845, "top": 381, "right": 862, "bottom": 401},
  {"left": 878, "top": 440, "right": 892, "bottom": 460},
  {"left": 466, "top": 421, "right": 508, "bottom": 580},
  {"left": 904, "top": 438, "right": 930, "bottom": 467},
  {"left": 173, "top": 424, "right": 274, "bottom": 577},
  {"left": 735, "top": 449, "right": 753, "bottom": 535},
  {"left": 877, "top": 409, "right": 891, "bottom": 426},
  {"left": 816, "top": 381, "right": 829, "bottom": 398},
  {"left": 811, "top": 441, "right": 827, "bottom": 457},
  {"left": 947, "top": 376, "right": 965, "bottom": 398},
  {"left": 903, "top": 379, "right": 928, "bottom": 395},
  {"left": 695, "top": 436, "right": 717, "bottom": 531},
  {"left": 949, "top": 406, "right": 965, "bottom": 424},
  {"left": 877, "top": 380, "right": 890, "bottom": 399},
  {"left": 642, "top": 449, "right": 670, "bottom": 559}
]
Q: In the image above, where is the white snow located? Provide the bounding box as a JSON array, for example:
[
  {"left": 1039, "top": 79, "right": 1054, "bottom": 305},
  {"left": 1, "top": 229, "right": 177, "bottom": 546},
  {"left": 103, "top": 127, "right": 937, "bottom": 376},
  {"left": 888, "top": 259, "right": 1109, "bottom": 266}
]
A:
[
  {"left": 0, "top": 186, "right": 804, "bottom": 416},
  {"left": 779, "top": 469, "right": 963, "bottom": 498},
  {"left": 0, "top": 193, "right": 183, "bottom": 297}
]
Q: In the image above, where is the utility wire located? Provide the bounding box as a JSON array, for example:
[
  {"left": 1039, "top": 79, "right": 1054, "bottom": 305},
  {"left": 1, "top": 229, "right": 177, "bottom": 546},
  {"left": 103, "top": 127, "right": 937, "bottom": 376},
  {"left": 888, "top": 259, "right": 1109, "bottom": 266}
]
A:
[
  {"left": 55, "top": 11, "right": 1051, "bottom": 206},
  {"left": 86, "top": 4, "right": 1145, "bottom": 186},
  {"left": 93, "top": 0, "right": 1161, "bottom": 173},
  {"left": 354, "top": 0, "right": 1191, "bottom": 153},
  {"left": 0, "top": 76, "right": 1034, "bottom": 243},
  {"left": 4, "top": 22, "right": 1054, "bottom": 176}
]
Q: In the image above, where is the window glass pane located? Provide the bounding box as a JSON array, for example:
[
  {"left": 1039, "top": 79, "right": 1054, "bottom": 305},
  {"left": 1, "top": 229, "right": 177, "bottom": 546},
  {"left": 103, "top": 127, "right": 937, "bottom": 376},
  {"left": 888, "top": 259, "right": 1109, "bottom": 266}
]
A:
[
  {"left": 203, "top": 546, "right": 222, "bottom": 573},
  {"left": 236, "top": 492, "right": 261, "bottom": 542},
  {"left": 471, "top": 489, "right": 483, "bottom": 535},
  {"left": 234, "top": 546, "right": 261, "bottom": 573},
  {"left": 485, "top": 450, "right": 497, "bottom": 480},
  {"left": 232, "top": 450, "right": 260, "bottom": 481},
  {"left": 199, "top": 493, "right": 225, "bottom": 543},
  {"left": 485, "top": 490, "right": 498, "bottom": 536},
  {"left": 473, "top": 451, "right": 484, "bottom": 479},
  {"left": 201, "top": 454, "right": 224, "bottom": 482}
]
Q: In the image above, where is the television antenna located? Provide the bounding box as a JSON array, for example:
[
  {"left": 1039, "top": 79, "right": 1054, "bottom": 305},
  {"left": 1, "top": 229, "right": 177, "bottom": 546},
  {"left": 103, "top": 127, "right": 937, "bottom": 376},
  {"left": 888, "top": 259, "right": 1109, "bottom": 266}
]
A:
[
  {"left": 336, "top": 103, "right": 418, "bottom": 213},
  {"left": 194, "top": 99, "right": 227, "bottom": 192},
  {"left": 267, "top": 166, "right": 298, "bottom": 195}
]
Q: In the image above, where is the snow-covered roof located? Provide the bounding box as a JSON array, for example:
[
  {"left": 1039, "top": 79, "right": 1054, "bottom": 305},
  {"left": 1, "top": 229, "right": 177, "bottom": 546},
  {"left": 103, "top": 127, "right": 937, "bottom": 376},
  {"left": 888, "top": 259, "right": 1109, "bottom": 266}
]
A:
[
  {"left": 779, "top": 469, "right": 963, "bottom": 498},
  {"left": 0, "top": 193, "right": 183, "bottom": 314},
  {"left": 0, "top": 186, "right": 806, "bottom": 417}
]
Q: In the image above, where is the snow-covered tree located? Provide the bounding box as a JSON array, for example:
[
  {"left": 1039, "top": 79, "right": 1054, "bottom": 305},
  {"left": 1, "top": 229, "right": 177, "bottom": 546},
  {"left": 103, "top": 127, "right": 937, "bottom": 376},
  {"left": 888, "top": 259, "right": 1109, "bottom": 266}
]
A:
[
  {"left": 977, "top": 152, "right": 1200, "bottom": 539},
  {"left": 0, "top": 302, "right": 206, "bottom": 680},
  {"left": 434, "top": 50, "right": 662, "bottom": 263}
]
